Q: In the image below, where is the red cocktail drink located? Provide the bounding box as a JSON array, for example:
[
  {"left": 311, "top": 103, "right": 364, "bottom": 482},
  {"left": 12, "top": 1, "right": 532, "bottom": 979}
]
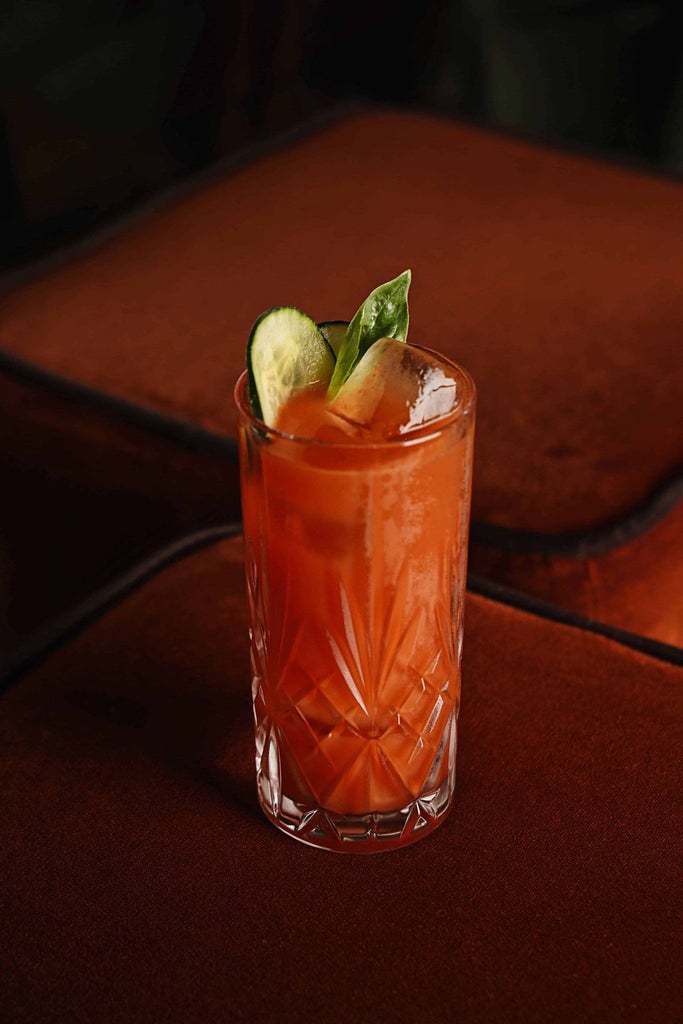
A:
[{"left": 236, "top": 342, "right": 475, "bottom": 851}]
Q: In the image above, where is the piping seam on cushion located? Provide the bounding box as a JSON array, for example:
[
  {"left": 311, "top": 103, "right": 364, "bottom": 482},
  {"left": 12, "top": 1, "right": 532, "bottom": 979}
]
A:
[
  {"left": 0, "top": 522, "right": 243, "bottom": 692},
  {"left": 467, "top": 571, "right": 683, "bottom": 667}
]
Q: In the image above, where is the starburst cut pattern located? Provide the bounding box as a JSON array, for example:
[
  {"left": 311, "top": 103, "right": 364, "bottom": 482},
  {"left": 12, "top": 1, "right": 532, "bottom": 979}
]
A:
[{"left": 249, "top": 546, "right": 460, "bottom": 825}]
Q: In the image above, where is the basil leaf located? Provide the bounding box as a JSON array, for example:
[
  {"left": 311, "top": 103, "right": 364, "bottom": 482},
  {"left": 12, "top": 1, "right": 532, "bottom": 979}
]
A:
[{"left": 327, "top": 269, "right": 411, "bottom": 397}]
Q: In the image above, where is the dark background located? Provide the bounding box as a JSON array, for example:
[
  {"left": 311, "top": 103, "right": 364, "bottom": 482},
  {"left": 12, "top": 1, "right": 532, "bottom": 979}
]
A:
[{"left": 2, "top": 0, "right": 682, "bottom": 271}]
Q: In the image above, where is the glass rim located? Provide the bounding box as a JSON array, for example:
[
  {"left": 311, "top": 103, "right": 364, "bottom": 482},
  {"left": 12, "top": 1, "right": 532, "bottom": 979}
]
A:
[{"left": 234, "top": 343, "right": 476, "bottom": 450}]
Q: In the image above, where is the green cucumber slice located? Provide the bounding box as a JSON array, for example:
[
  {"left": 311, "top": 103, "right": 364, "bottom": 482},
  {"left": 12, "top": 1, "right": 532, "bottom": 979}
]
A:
[
  {"left": 318, "top": 320, "right": 349, "bottom": 357},
  {"left": 247, "top": 306, "right": 336, "bottom": 426}
]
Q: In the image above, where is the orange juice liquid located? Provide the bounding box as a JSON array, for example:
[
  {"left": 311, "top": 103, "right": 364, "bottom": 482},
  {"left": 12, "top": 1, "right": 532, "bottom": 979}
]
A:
[{"left": 237, "top": 348, "right": 475, "bottom": 851}]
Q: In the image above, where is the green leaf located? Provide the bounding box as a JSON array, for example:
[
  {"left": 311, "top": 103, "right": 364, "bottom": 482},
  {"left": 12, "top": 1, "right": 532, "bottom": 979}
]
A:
[{"left": 327, "top": 270, "right": 411, "bottom": 397}]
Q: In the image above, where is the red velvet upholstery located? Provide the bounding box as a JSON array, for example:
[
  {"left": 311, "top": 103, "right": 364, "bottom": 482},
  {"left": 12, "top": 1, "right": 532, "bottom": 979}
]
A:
[
  {"left": 1, "top": 535, "right": 681, "bottom": 1023},
  {"left": 0, "top": 370, "right": 237, "bottom": 662},
  {"left": 1, "top": 111, "right": 681, "bottom": 645}
]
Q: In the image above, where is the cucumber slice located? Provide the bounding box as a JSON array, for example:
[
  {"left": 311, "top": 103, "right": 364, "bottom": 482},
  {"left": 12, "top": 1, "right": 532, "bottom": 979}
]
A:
[
  {"left": 318, "top": 320, "right": 349, "bottom": 357},
  {"left": 247, "top": 306, "right": 336, "bottom": 426}
]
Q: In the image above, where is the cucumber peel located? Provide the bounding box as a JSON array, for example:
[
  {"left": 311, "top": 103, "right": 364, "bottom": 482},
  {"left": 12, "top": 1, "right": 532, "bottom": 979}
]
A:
[{"left": 318, "top": 320, "right": 349, "bottom": 357}]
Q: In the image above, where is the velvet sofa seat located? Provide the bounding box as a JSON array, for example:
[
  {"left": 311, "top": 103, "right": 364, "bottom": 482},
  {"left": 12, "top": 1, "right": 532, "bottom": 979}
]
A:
[
  {"left": 0, "top": 367, "right": 238, "bottom": 668},
  {"left": 1, "top": 532, "right": 681, "bottom": 1023},
  {"left": 1, "top": 111, "right": 682, "bottom": 645}
]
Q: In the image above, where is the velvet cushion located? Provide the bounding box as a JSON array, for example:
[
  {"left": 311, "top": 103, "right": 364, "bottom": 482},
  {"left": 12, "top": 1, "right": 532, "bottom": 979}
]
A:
[
  {"left": 1, "top": 534, "right": 681, "bottom": 1023},
  {"left": 0, "top": 369, "right": 237, "bottom": 666},
  {"left": 469, "top": 499, "right": 683, "bottom": 643},
  {"left": 1, "top": 111, "right": 682, "bottom": 643}
]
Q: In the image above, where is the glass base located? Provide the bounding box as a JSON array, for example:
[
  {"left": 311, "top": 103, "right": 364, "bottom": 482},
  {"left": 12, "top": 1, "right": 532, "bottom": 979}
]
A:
[{"left": 257, "top": 771, "right": 455, "bottom": 854}]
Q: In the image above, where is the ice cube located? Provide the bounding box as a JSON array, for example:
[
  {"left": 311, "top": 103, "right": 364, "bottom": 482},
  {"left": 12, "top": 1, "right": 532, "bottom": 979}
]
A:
[{"left": 328, "top": 338, "right": 460, "bottom": 437}]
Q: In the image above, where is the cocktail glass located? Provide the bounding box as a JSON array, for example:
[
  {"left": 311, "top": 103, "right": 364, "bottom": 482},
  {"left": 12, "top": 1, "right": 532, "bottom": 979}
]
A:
[{"left": 235, "top": 345, "right": 475, "bottom": 852}]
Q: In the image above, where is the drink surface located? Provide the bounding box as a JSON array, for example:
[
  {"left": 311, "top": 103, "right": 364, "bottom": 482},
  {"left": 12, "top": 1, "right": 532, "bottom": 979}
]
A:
[
  {"left": 276, "top": 337, "right": 465, "bottom": 443},
  {"left": 238, "top": 343, "right": 475, "bottom": 846}
]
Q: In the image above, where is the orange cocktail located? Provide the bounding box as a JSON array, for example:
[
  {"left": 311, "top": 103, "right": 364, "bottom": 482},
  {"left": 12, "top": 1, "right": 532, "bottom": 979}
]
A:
[{"left": 236, "top": 342, "right": 475, "bottom": 852}]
